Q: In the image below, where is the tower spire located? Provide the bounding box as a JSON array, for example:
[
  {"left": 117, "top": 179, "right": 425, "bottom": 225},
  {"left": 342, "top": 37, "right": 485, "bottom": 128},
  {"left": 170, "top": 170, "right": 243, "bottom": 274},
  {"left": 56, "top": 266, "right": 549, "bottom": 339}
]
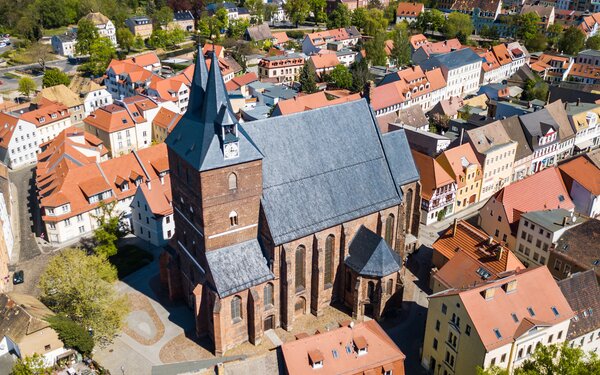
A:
[{"left": 187, "top": 44, "right": 209, "bottom": 115}]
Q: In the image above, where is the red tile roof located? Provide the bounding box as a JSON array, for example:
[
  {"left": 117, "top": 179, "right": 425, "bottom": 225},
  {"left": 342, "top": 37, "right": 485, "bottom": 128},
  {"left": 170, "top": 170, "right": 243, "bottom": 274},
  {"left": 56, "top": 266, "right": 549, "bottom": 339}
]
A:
[
  {"left": 396, "top": 2, "right": 424, "bottom": 18},
  {"left": 275, "top": 91, "right": 361, "bottom": 115},
  {"left": 558, "top": 156, "right": 600, "bottom": 196},
  {"left": 84, "top": 104, "right": 135, "bottom": 133},
  {"left": 152, "top": 107, "right": 181, "bottom": 133},
  {"left": 0, "top": 112, "right": 22, "bottom": 149},
  {"left": 20, "top": 101, "right": 70, "bottom": 127},
  {"left": 225, "top": 72, "right": 258, "bottom": 91},
  {"left": 412, "top": 150, "right": 454, "bottom": 200}
]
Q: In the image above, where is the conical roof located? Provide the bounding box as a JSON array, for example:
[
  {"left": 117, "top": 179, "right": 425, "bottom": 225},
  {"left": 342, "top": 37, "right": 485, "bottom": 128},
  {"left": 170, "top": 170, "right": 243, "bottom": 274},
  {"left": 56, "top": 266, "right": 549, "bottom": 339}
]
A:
[{"left": 345, "top": 225, "right": 402, "bottom": 277}]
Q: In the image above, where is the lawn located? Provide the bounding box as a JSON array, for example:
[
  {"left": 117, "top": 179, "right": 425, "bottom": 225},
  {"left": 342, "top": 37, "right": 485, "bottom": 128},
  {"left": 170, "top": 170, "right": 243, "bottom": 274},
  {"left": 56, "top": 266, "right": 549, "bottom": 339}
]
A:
[
  {"left": 109, "top": 244, "right": 154, "bottom": 279},
  {"left": 43, "top": 26, "right": 71, "bottom": 37}
]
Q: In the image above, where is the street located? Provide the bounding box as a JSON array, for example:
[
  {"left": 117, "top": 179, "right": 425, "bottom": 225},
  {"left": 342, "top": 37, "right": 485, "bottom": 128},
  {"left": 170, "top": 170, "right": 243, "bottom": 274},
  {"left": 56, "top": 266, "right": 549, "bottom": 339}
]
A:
[{"left": 1, "top": 59, "right": 79, "bottom": 92}]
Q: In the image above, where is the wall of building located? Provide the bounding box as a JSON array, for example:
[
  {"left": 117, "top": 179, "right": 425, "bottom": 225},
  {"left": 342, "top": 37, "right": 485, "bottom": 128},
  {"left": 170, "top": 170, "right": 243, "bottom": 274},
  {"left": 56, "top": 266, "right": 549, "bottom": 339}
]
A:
[{"left": 479, "top": 143, "right": 517, "bottom": 201}]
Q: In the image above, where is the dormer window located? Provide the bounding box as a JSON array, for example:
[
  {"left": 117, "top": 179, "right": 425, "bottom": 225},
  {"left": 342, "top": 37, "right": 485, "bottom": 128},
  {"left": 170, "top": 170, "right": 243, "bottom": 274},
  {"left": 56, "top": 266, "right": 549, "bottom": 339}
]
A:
[
  {"left": 122, "top": 182, "right": 129, "bottom": 191},
  {"left": 229, "top": 211, "right": 238, "bottom": 226},
  {"left": 39, "top": 117, "right": 46, "bottom": 123},
  {"left": 308, "top": 350, "right": 324, "bottom": 369},
  {"left": 51, "top": 113, "right": 57, "bottom": 119},
  {"left": 353, "top": 336, "right": 368, "bottom": 356}
]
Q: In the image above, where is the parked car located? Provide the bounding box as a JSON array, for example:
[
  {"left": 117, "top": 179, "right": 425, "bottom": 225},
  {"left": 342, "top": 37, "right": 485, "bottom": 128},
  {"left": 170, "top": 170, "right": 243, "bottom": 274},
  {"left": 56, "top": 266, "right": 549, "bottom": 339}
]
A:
[
  {"left": 12, "top": 270, "right": 24, "bottom": 285},
  {"left": 0, "top": 43, "right": 6, "bottom": 48}
]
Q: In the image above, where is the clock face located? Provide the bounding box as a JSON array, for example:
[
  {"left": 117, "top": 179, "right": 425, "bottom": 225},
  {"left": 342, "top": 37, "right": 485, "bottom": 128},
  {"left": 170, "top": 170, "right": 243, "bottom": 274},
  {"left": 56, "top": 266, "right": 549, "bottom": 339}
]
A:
[{"left": 224, "top": 142, "right": 239, "bottom": 160}]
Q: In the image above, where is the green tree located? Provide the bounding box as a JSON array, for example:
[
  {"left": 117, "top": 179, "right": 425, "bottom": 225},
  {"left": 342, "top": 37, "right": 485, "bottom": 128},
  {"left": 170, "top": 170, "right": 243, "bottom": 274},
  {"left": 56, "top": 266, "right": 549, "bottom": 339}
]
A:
[
  {"left": 586, "top": 34, "right": 600, "bottom": 50},
  {"left": 516, "top": 12, "right": 541, "bottom": 46},
  {"left": 76, "top": 18, "right": 100, "bottom": 55},
  {"left": 263, "top": 3, "right": 279, "bottom": 23},
  {"left": 443, "top": 12, "right": 473, "bottom": 41},
  {"left": 116, "top": 27, "right": 135, "bottom": 52},
  {"left": 18, "top": 77, "right": 36, "bottom": 98},
  {"left": 327, "top": 4, "right": 351, "bottom": 29},
  {"left": 153, "top": 6, "right": 174, "bottom": 28},
  {"left": 145, "top": 0, "right": 156, "bottom": 15},
  {"left": 476, "top": 366, "right": 508, "bottom": 375},
  {"left": 92, "top": 201, "right": 123, "bottom": 258},
  {"left": 547, "top": 23, "right": 564, "bottom": 49},
  {"left": 299, "top": 60, "right": 318, "bottom": 93},
  {"left": 48, "top": 315, "right": 95, "bottom": 355},
  {"left": 558, "top": 26, "right": 586, "bottom": 55},
  {"left": 383, "top": 0, "right": 399, "bottom": 24},
  {"left": 415, "top": 9, "right": 445, "bottom": 34},
  {"left": 133, "top": 36, "right": 145, "bottom": 50},
  {"left": 351, "top": 8, "right": 369, "bottom": 31},
  {"left": 363, "top": 9, "right": 388, "bottom": 36},
  {"left": 215, "top": 7, "right": 230, "bottom": 31},
  {"left": 309, "top": 0, "right": 327, "bottom": 25},
  {"left": 227, "top": 19, "right": 250, "bottom": 39},
  {"left": 365, "top": 31, "right": 387, "bottom": 66},
  {"left": 516, "top": 343, "right": 600, "bottom": 375},
  {"left": 42, "top": 69, "right": 70, "bottom": 88},
  {"left": 38, "top": 248, "right": 128, "bottom": 344},
  {"left": 522, "top": 78, "right": 549, "bottom": 101},
  {"left": 390, "top": 23, "right": 410, "bottom": 67},
  {"left": 284, "top": 0, "right": 310, "bottom": 28},
  {"left": 526, "top": 32, "right": 547, "bottom": 52},
  {"left": 245, "top": 0, "right": 265, "bottom": 23},
  {"left": 329, "top": 64, "right": 353, "bottom": 89},
  {"left": 480, "top": 25, "right": 499, "bottom": 42},
  {"left": 350, "top": 58, "right": 370, "bottom": 92},
  {"left": 11, "top": 354, "right": 52, "bottom": 375}
]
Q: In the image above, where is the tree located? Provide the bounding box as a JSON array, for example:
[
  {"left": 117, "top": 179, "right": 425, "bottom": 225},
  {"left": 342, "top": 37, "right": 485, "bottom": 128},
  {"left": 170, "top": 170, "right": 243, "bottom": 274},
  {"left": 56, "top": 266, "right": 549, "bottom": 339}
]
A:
[
  {"left": 42, "top": 69, "right": 70, "bottom": 88},
  {"left": 587, "top": 34, "right": 600, "bottom": 50},
  {"left": 365, "top": 31, "right": 387, "bottom": 66},
  {"left": 227, "top": 19, "right": 250, "bottom": 39},
  {"left": 116, "top": 28, "right": 134, "bottom": 52},
  {"left": 516, "top": 344, "right": 600, "bottom": 375},
  {"left": 351, "top": 8, "right": 369, "bottom": 31},
  {"left": 329, "top": 64, "right": 353, "bottom": 89},
  {"left": 263, "top": 3, "right": 279, "bottom": 23},
  {"left": 146, "top": 0, "right": 156, "bottom": 15},
  {"left": 443, "top": 12, "right": 473, "bottom": 41},
  {"left": 18, "top": 77, "right": 36, "bottom": 98},
  {"left": 48, "top": 315, "right": 95, "bottom": 355},
  {"left": 516, "top": 13, "right": 540, "bottom": 42},
  {"left": 547, "top": 23, "right": 564, "bottom": 49},
  {"left": 363, "top": 9, "right": 388, "bottom": 36},
  {"left": 309, "top": 0, "right": 327, "bottom": 25},
  {"left": 11, "top": 354, "right": 52, "bottom": 375},
  {"left": 383, "top": 0, "right": 399, "bottom": 24},
  {"left": 92, "top": 201, "right": 124, "bottom": 258},
  {"left": 526, "top": 32, "right": 547, "bottom": 52},
  {"left": 133, "top": 36, "right": 145, "bottom": 50},
  {"left": 476, "top": 366, "right": 508, "bottom": 375},
  {"left": 76, "top": 18, "right": 99, "bottom": 56},
  {"left": 27, "top": 42, "right": 52, "bottom": 72},
  {"left": 558, "top": 26, "right": 586, "bottom": 55},
  {"left": 480, "top": 25, "right": 499, "bottom": 42},
  {"left": 82, "top": 37, "right": 116, "bottom": 77},
  {"left": 299, "top": 60, "right": 318, "bottom": 93},
  {"left": 327, "top": 4, "right": 351, "bottom": 29},
  {"left": 350, "top": 59, "right": 370, "bottom": 92},
  {"left": 38, "top": 248, "right": 128, "bottom": 344},
  {"left": 522, "top": 78, "right": 549, "bottom": 101},
  {"left": 415, "top": 9, "right": 445, "bottom": 34},
  {"left": 390, "top": 23, "right": 410, "bottom": 67},
  {"left": 215, "top": 7, "right": 230, "bottom": 31},
  {"left": 284, "top": 0, "right": 310, "bottom": 28},
  {"left": 153, "top": 6, "right": 174, "bottom": 28},
  {"left": 245, "top": 0, "right": 265, "bottom": 23}
]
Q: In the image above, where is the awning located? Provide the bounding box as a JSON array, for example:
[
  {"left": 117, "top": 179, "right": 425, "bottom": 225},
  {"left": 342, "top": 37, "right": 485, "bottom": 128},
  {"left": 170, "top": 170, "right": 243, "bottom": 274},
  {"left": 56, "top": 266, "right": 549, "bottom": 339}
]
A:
[{"left": 576, "top": 139, "right": 594, "bottom": 150}]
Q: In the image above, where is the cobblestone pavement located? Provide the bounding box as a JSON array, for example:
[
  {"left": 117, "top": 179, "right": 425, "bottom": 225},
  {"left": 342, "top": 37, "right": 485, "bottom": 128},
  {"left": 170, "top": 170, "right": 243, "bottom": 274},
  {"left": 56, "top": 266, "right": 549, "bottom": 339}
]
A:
[{"left": 9, "top": 165, "right": 41, "bottom": 263}]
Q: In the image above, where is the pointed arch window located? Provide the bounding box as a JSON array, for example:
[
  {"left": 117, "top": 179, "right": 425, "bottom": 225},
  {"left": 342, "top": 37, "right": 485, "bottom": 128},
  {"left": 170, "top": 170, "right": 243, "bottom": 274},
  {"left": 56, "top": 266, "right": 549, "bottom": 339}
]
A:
[
  {"left": 295, "top": 246, "right": 306, "bottom": 291},
  {"left": 228, "top": 173, "right": 237, "bottom": 190},
  {"left": 385, "top": 214, "right": 395, "bottom": 247},
  {"left": 324, "top": 235, "right": 335, "bottom": 286},
  {"left": 231, "top": 295, "right": 242, "bottom": 322},
  {"left": 264, "top": 283, "right": 274, "bottom": 308},
  {"left": 229, "top": 211, "right": 238, "bottom": 226}
]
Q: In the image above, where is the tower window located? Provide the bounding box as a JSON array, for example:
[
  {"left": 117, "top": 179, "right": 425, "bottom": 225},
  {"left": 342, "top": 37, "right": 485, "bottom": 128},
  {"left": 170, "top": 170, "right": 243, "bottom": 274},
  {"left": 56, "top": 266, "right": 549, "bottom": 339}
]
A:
[
  {"left": 228, "top": 173, "right": 237, "bottom": 190},
  {"left": 229, "top": 211, "right": 238, "bottom": 226}
]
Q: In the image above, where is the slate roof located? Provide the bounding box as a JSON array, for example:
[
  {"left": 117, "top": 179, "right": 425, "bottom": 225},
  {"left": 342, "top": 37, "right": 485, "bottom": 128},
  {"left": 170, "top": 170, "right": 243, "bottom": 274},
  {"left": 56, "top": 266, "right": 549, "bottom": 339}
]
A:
[
  {"left": 420, "top": 48, "right": 481, "bottom": 71},
  {"left": 382, "top": 129, "right": 420, "bottom": 188},
  {"left": 174, "top": 11, "right": 194, "bottom": 21},
  {"left": 166, "top": 46, "right": 262, "bottom": 172},
  {"left": 205, "top": 239, "right": 273, "bottom": 298},
  {"left": 548, "top": 86, "right": 600, "bottom": 104},
  {"left": 54, "top": 32, "right": 77, "bottom": 43},
  {"left": 553, "top": 219, "right": 600, "bottom": 277},
  {"left": 520, "top": 209, "right": 578, "bottom": 233},
  {"left": 244, "top": 99, "right": 404, "bottom": 245},
  {"left": 246, "top": 23, "right": 273, "bottom": 41},
  {"left": 500, "top": 116, "right": 533, "bottom": 161},
  {"left": 345, "top": 226, "right": 402, "bottom": 277},
  {"left": 557, "top": 270, "right": 600, "bottom": 340}
]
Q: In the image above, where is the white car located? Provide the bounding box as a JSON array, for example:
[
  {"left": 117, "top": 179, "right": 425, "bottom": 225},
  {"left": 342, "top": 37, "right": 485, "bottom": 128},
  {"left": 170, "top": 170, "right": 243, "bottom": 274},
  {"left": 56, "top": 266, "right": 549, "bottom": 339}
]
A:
[{"left": 0, "top": 43, "right": 6, "bottom": 48}]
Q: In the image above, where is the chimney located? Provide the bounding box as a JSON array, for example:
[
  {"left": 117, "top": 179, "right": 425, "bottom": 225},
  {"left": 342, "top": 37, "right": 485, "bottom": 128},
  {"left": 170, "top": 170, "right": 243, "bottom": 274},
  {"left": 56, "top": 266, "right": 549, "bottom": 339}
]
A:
[
  {"left": 496, "top": 246, "right": 504, "bottom": 260},
  {"left": 146, "top": 180, "right": 151, "bottom": 190},
  {"left": 459, "top": 128, "right": 464, "bottom": 145},
  {"left": 452, "top": 218, "right": 458, "bottom": 236},
  {"left": 562, "top": 215, "right": 570, "bottom": 226},
  {"left": 363, "top": 80, "right": 375, "bottom": 104},
  {"left": 487, "top": 236, "right": 494, "bottom": 245}
]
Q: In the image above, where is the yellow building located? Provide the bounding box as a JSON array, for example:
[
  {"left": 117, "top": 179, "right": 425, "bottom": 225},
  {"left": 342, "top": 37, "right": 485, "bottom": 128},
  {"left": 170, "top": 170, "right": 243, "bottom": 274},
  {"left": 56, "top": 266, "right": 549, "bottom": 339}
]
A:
[{"left": 436, "top": 143, "right": 482, "bottom": 213}]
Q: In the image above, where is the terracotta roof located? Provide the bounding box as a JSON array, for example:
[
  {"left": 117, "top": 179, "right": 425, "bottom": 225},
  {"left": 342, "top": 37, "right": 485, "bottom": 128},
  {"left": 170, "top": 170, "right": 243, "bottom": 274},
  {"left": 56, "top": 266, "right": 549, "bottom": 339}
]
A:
[
  {"left": 225, "top": 72, "right": 258, "bottom": 91},
  {"left": 409, "top": 34, "right": 428, "bottom": 50},
  {"left": 20, "top": 101, "right": 70, "bottom": 127},
  {"left": 418, "top": 39, "right": 463, "bottom": 58},
  {"left": 272, "top": 32, "right": 289, "bottom": 45},
  {"left": 310, "top": 53, "right": 340, "bottom": 70},
  {"left": 411, "top": 150, "right": 454, "bottom": 200},
  {"left": 568, "top": 63, "right": 600, "bottom": 80},
  {"left": 494, "top": 167, "right": 575, "bottom": 224},
  {"left": 558, "top": 156, "right": 600, "bottom": 195},
  {"left": 83, "top": 104, "right": 135, "bottom": 133},
  {"left": 35, "top": 84, "right": 82, "bottom": 108},
  {"left": 202, "top": 43, "right": 224, "bottom": 59},
  {"left": 306, "top": 27, "right": 357, "bottom": 47},
  {"left": 433, "top": 220, "right": 524, "bottom": 275},
  {"left": 480, "top": 51, "right": 501, "bottom": 72},
  {"left": 396, "top": 2, "right": 424, "bottom": 17},
  {"left": 152, "top": 107, "right": 182, "bottom": 133},
  {"left": 137, "top": 175, "right": 172, "bottom": 216},
  {"left": 435, "top": 143, "right": 482, "bottom": 186},
  {"left": 37, "top": 127, "right": 107, "bottom": 170},
  {"left": 148, "top": 75, "right": 188, "bottom": 102},
  {"left": 107, "top": 59, "right": 157, "bottom": 84},
  {"left": 127, "top": 52, "right": 160, "bottom": 67},
  {"left": 431, "top": 267, "right": 574, "bottom": 351},
  {"left": 0, "top": 112, "right": 22, "bottom": 149},
  {"left": 275, "top": 91, "right": 361, "bottom": 116},
  {"left": 281, "top": 320, "right": 405, "bottom": 375},
  {"left": 492, "top": 44, "right": 512, "bottom": 66}
]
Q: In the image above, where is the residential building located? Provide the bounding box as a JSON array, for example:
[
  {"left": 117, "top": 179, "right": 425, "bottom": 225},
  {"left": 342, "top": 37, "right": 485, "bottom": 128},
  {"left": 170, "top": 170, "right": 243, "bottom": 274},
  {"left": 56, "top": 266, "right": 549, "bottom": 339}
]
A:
[
  {"left": 514, "top": 209, "right": 580, "bottom": 268},
  {"left": 169, "top": 11, "right": 195, "bottom": 32},
  {"left": 83, "top": 12, "right": 117, "bottom": 45},
  {"left": 436, "top": 143, "right": 482, "bottom": 214},
  {"left": 272, "top": 91, "right": 361, "bottom": 116},
  {"left": 125, "top": 16, "right": 153, "bottom": 39},
  {"left": 68, "top": 76, "right": 113, "bottom": 117},
  {"left": 422, "top": 267, "right": 574, "bottom": 375},
  {"left": 558, "top": 270, "right": 600, "bottom": 355},
  {"left": 431, "top": 220, "right": 524, "bottom": 293},
  {"left": 272, "top": 32, "right": 289, "bottom": 47},
  {"left": 152, "top": 107, "right": 181, "bottom": 143},
  {"left": 35, "top": 84, "right": 85, "bottom": 124},
  {"left": 147, "top": 75, "right": 190, "bottom": 114},
  {"left": 160, "top": 50, "right": 421, "bottom": 355},
  {"left": 38, "top": 127, "right": 108, "bottom": 165},
  {"left": 301, "top": 27, "right": 361, "bottom": 55},
  {"left": 501, "top": 116, "right": 534, "bottom": 182},
  {"left": 411, "top": 37, "right": 463, "bottom": 65},
  {"left": 127, "top": 52, "right": 161, "bottom": 75},
  {"left": 20, "top": 101, "right": 72, "bottom": 145},
  {"left": 207, "top": 2, "right": 241, "bottom": 21},
  {"left": 396, "top": 2, "right": 424, "bottom": 24},
  {"left": 130, "top": 175, "right": 174, "bottom": 247},
  {"left": 578, "top": 12, "right": 600, "bottom": 38},
  {"left": 244, "top": 23, "right": 273, "bottom": 42},
  {"left": 0, "top": 294, "right": 68, "bottom": 366},
  {"left": 429, "top": 96, "right": 465, "bottom": 121},
  {"left": 372, "top": 66, "right": 447, "bottom": 115},
  {"left": 309, "top": 53, "right": 340, "bottom": 77},
  {"left": 420, "top": 48, "right": 483, "bottom": 98},
  {"left": 466, "top": 120, "right": 518, "bottom": 200},
  {"left": 506, "top": 42, "right": 530, "bottom": 77},
  {"left": 530, "top": 53, "right": 573, "bottom": 83},
  {"left": 451, "top": 0, "right": 503, "bottom": 33},
  {"left": 412, "top": 150, "right": 457, "bottom": 224},
  {"left": 480, "top": 167, "right": 575, "bottom": 250},
  {"left": 105, "top": 58, "right": 158, "bottom": 100},
  {"left": 549, "top": 218, "right": 600, "bottom": 281},
  {"left": 281, "top": 320, "right": 406, "bottom": 375},
  {"left": 50, "top": 32, "right": 76, "bottom": 57},
  {"left": 521, "top": 5, "right": 556, "bottom": 29},
  {"left": 559, "top": 156, "right": 600, "bottom": 218},
  {"left": 565, "top": 101, "right": 600, "bottom": 153},
  {"left": 404, "top": 128, "right": 452, "bottom": 157},
  {"left": 37, "top": 142, "right": 168, "bottom": 244},
  {"left": 0, "top": 112, "right": 38, "bottom": 169},
  {"left": 258, "top": 53, "right": 305, "bottom": 83},
  {"left": 393, "top": 106, "right": 429, "bottom": 131}
]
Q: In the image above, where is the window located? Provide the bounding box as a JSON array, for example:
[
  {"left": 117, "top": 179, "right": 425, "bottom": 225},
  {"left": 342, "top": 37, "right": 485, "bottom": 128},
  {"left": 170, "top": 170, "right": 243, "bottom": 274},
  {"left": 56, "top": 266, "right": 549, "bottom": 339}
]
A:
[
  {"left": 548, "top": 334, "right": 554, "bottom": 343},
  {"left": 231, "top": 296, "right": 242, "bottom": 322},
  {"left": 491, "top": 358, "right": 496, "bottom": 366},
  {"left": 465, "top": 324, "right": 471, "bottom": 336},
  {"left": 512, "top": 312, "right": 519, "bottom": 323},
  {"left": 442, "top": 303, "right": 447, "bottom": 314},
  {"left": 435, "top": 320, "right": 440, "bottom": 331},
  {"left": 264, "top": 283, "right": 274, "bottom": 308},
  {"left": 229, "top": 211, "right": 238, "bottom": 226},
  {"left": 384, "top": 214, "right": 395, "bottom": 246},
  {"left": 387, "top": 278, "right": 394, "bottom": 294},
  {"left": 536, "top": 239, "right": 542, "bottom": 248},
  {"left": 295, "top": 246, "right": 305, "bottom": 291},
  {"left": 324, "top": 235, "right": 334, "bottom": 286},
  {"left": 433, "top": 338, "right": 438, "bottom": 350},
  {"left": 79, "top": 226, "right": 85, "bottom": 234},
  {"left": 44, "top": 344, "right": 51, "bottom": 351},
  {"left": 554, "top": 259, "right": 562, "bottom": 271},
  {"left": 495, "top": 229, "right": 500, "bottom": 237},
  {"left": 501, "top": 354, "right": 506, "bottom": 363},
  {"left": 228, "top": 173, "right": 237, "bottom": 190},
  {"left": 64, "top": 218, "right": 71, "bottom": 226}
]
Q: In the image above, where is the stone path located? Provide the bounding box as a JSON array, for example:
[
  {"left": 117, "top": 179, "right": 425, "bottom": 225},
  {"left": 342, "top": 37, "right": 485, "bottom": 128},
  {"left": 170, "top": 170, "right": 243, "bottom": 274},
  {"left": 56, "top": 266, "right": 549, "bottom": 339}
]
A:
[{"left": 264, "top": 330, "right": 283, "bottom": 346}]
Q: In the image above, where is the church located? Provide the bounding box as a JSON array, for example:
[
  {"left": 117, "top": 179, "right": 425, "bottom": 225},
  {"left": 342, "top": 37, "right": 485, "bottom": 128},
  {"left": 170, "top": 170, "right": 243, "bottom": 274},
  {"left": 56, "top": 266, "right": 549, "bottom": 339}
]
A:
[{"left": 160, "top": 46, "right": 421, "bottom": 355}]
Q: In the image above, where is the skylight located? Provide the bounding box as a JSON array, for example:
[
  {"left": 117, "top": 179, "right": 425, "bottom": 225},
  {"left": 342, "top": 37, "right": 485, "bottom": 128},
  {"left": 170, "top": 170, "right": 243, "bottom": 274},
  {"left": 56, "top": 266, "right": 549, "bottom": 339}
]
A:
[
  {"left": 494, "top": 328, "right": 502, "bottom": 339},
  {"left": 476, "top": 267, "right": 491, "bottom": 279},
  {"left": 511, "top": 313, "right": 519, "bottom": 323},
  {"left": 551, "top": 306, "right": 559, "bottom": 317},
  {"left": 527, "top": 307, "right": 536, "bottom": 317}
]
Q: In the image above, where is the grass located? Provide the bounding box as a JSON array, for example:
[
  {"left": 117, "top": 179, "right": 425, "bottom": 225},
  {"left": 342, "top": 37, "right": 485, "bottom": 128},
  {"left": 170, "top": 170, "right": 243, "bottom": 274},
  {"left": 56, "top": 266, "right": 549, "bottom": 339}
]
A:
[
  {"left": 43, "top": 26, "right": 71, "bottom": 37},
  {"left": 109, "top": 244, "right": 154, "bottom": 279},
  {"left": 3, "top": 72, "right": 19, "bottom": 79}
]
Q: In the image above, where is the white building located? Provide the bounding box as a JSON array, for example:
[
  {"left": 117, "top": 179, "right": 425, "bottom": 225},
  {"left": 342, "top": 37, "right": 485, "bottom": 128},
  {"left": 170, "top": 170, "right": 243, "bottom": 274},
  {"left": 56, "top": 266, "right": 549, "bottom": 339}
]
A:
[
  {"left": 20, "top": 102, "right": 72, "bottom": 145},
  {"left": 0, "top": 113, "right": 38, "bottom": 169},
  {"left": 0, "top": 192, "right": 14, "bottom": 261},
  {"left": 301, "top": 27, "right": 361, "bottom": 55},
  {"left": 420, "top": 48, "right": 483, "bottom": 99},
  {"left": 130, "top": 176, "right": 174, "bottom": 246},
  {"left": 69, "top": 76, "right": 114, "bottom": 117},
  {"left": 50, "top": 33, "right": 77, "bottom": 57},
  {"left": 558, "top": 156, "right": 600, "bottom": 218},
  {"left": 83, "top": 12, "right": 117, "bottom": 45}
]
